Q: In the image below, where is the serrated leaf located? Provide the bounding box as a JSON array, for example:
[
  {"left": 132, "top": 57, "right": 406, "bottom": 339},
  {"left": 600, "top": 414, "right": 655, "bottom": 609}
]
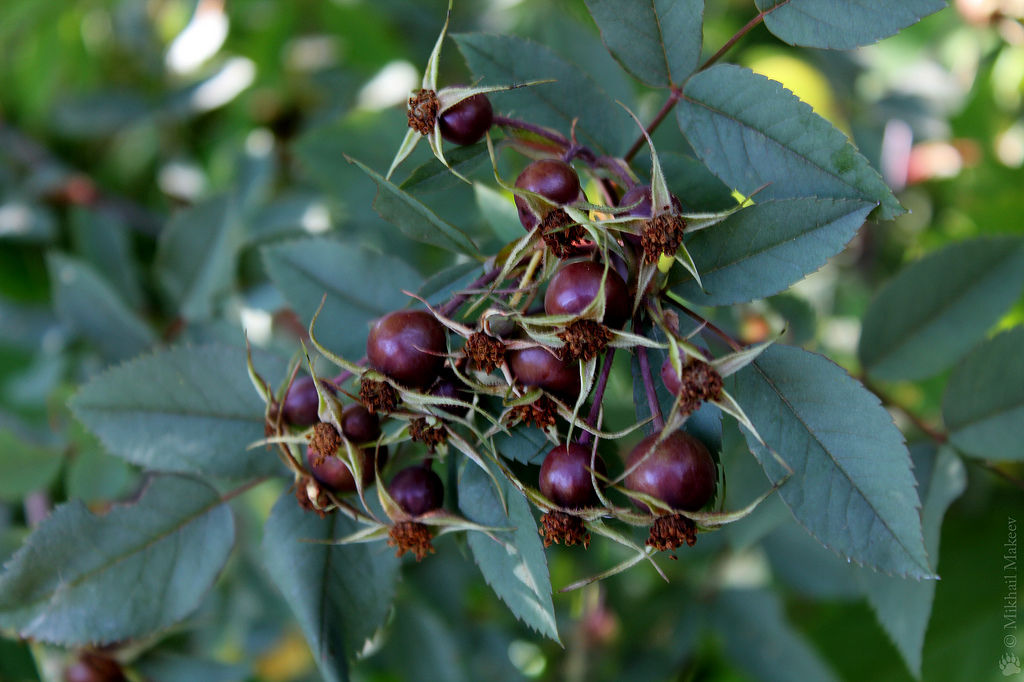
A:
[
  {"left": 70, "top": 345, "right": 286, "bottom": 478},
  {"left": 47, "top": 252, "right": 155, "bottom": 361},
  {"left": 671, "top": 198, "right": 874, "bottom": 306},
  {"left": 400, "top": 144, "right": 490, "bottom": 194},
  {"left": 677, "top": 64, "right": 902, "bottom": 221},
  {"left": 943, "top": 326, "right": 1024, "bottom": 461},
  {"left": 493, "top": 424, "right": 551, "bottom": 465},
  {"left": 711, "top": 588, "right": 841, "bottom": 682},
  {"left": 454, "top": 33, "right": 632, "bottom": 155},
  {"left": 0, "top": 475, "right": 234, "bottom": 645},
  {"left": 859, "top": 237, "right": 1024, "bottom": 382},
  {"left": 262, "top": 238, "right": 421, "bottom": 360},
  {"left": 0, "top": 430, "right": 63, "bottom": 501},
  {"left": 261, "top": 492, "right": 399, "bottom": 682},
  {"left": 756, "top": 0, "right": 946, "bottom": 50},
  {"left": 155, "top": 196, "right": 242, "bottom": 320},
  {"left": 348, "top": 157, "right": 481, "bottom": 257},
  {"left": 458, "top": 462, "right": 559, "bottom": 641},
  {"left": 729, "top": 345, "right": 930, "bottom": 578},
  {"left": 860, "top": 445, "right": 967, "bottom": 678},
  {"left": 585, "top": 0, "right": 703, "bottom": 87}
]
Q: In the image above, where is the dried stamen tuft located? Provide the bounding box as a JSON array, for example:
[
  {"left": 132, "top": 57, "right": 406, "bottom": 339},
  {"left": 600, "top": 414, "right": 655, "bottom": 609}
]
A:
[
  {"left": 309, "top": 422, "right": 341, "bottom": 463},
  {"left": 674, "top": 359, "right": 724, "bottom": 415},
  {"left": 409, "top": 417, "right": 447, "bottom": 451},
  {"left": 465, "top": 331, "right": 506, "bottom": 372},
  {"left": 360, "top": 379, "right": 399, "bottom": 415},
  {"left": 509, "top": 395, "right": 558, "bottom": 429},
  {"left": 540, "top": 209, "right": 587, "bottom": 258},
  {"left": 539, "top": 510, "right": 591, "bottom": 548},
  {"left": 407, "top": 89, "right": 440, "bottom": 135},
  {"left": 558, "top": 319, "right": 613, "bottom": 362},
  {"left": 388, "top": 521, "right": 435, "bottom": 560},
  {"left": 641, "top": 214, "right": 687, "bottom": 264},
  {"left": 646, "top": 514, "right": 697, "bottom": 551}
]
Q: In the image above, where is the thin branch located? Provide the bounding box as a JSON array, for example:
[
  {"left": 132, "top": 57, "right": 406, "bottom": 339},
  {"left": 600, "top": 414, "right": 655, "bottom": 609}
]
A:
[
  {"left": 637, "top": 344, "right": 664, "bottom": 432},
  {"left": 438, "top": 265, "right": 501, "bottom": 318},
  {"left": 699, "top": 11, "right": 768, "bottom": 72},
  {"left": 578, "top": 348, "right": 616, "bottom": 447},
  {"left": 623, "top": 89, "right": 681, "bottom": 163},
  {"left": 663, "top": 293, "right": 743, "bottom": 352}
]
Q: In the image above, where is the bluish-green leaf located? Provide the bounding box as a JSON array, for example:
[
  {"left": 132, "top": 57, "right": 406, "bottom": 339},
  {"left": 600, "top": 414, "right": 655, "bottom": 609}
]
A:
[
  {"left": 155, "top": 196, "right": 242, "bottom": 320},
  {"left": 943, "top": 326, "right": 1024, "bottom": 461},
  {"left": 348, "top": 157, "right": 481, "bottom": 257},
  {"left": 454, "top": 33, "right": 633, "bottom": 156},
  {"left": 493, "top": 424, "right": 551, "bottom": 466},
  {"left": 729, "top": 345, "right": 930, "bottom": 578},
  {"left": 70, "top": 345, "right": 285, "bottom": 478},
  {"left": 459, "top": 462, "right": 559, "bottom": 641},
  {"left": 0, "top": 475, "right": 234, "bottom": 645},
  {"left": 261, "top": 492, "right": 399, "bottom": 682},
  {"left": 0, "top": 430, "right": 63, "bottom": 501},
  {"left": 860, "top": 445, "right": 967, "bottom": 678},
  {"left": 859, "top": 237, "right": 1024, "bottom": 382},
  {"left": 133, "top": 653, "right": 248, "bottom": 682},
  {"left": 47, "top": 252, "right": 155, "bottom": 362},
  {"left": 69, "top": 208, "right": 145, "bottom": 309},
  {"left": 660, "top": 151, "right": 736, "bottom": 212},
  {"left": 756, "top": 0, "right": 946, "bottom": 50},
  {"left": 671, "top": 198, "right": 874, "bottom": 305},
  {"left": 585, "top": 0, "right": 703, "bottom": 87},
  {"left": 262, "top": 238, "right": 421, "bottom": 360},
  {"left": 677, "top": 64, "right": 902, "bottom": 220}
]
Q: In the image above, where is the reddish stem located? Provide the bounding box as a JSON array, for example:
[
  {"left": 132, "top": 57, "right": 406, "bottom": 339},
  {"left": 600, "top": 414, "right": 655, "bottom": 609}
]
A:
[
  {"left": 438, "top": 266, "right": 501, "bottom": 318},
  {"left": 636, "top": 338, "right": 664, "bottom": 432},
  {"left": 623, "top": 89, "right": 681, "bottom": 163},
  {"left": 577, "top": 348, "right": 616, "bottom": 447}
]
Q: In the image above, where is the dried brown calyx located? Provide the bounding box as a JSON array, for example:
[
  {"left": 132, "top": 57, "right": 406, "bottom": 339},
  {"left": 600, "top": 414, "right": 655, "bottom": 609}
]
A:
[
  {"left": 359, "top": 379, "right": 399, "bottom": 415},
  {"left": 295, "top": 476, "right": 330, "bottom": 518},
  {"left": 309, "top": 422, "right": 341, "bottom": 464},
  {"left": 509, "top": 395, "right": 558, "bottom": 429},
  {"left": 464, "top": 331, "right": 506, "bottom": 372},
  {"left": 558, "top": 319, "right": 613, "bottom": 362},
  {"left": 409, "top": 417, "right": 447, "bottom": 451},
  {"left": 646, "top": 514, "right": 697, "bottom": 551},
  {"left": 388, "top": 521, "right": 435, "bottom": 560},
  {"left": 540, "top": 208, "right": 587, "bottom": 258},
  {"left": 539, "top": 510, "right": 591, "bottom": 548},
  {"left": 407, "top": 88, "right": 440, "bottom": 135},
  {"left": 675, "top": 359, "right": 723, "bottom": 416},
  {"left": 641, "top": 213, "right": 687, "bottom": 264}
]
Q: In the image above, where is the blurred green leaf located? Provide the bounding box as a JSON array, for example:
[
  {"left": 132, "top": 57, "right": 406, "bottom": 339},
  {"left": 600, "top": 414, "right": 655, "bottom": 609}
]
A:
[
  {"left": 459, "top": 462, "right": 559, "bottom": 642},
  {"left": 767, "top": 294, "right": 816, "bottom": 346},
  {"left": 943, "top": 326, "right": 1024, "bottom": 461},
  {"left": 133, "top": 653, "right": 248, "bottom": 682},
  {"left": 729, "top": 345, "right": 930, "bottom": 578},
  {"left": 454, "top": 33, "right": 633, "bottom": 155},
  {"left": 0, "top": 430, "right": 62, "bottom": 501},
  {"left": 400, "top": 144, "right": 490, "bottom": 195},
  {"left": 492, "top": 424, "right": 550, "bottom": 466},
  {"left": 69, "top": 345, "right": 285, "bottom": 478},
  {"left": 585, "top": 0, "right": 704, "bottom": 87},
  {"left": 859, "top": 237, "right": 1024, "bottom": 382},
  {"left": 261, "top": 492, "right": 400, "bottom": 682},
  {"left": 65, "top": 447, "right": 138, "bottom": 504},
  {"left": 755, "top": 0, "right": 945, "bottom": 50},
  {"left": 0, "top": 200, "right": 56, "bottom": 243},
  {"left": 68, "top": 208, "right": 144, "bottom": 309},
  {"left": 474, "top": 183, "right": 522, "bottom": 243},
  {"left": 0, "top": 475, "right": 234, "bottom": 646},
  {"left": 52, "top": 91, "right": 149, "bottom": 138},
  {"left": 671, "top": 198, "right": 875, "bottom": 306},
  {"left": 46, "top": 252, "right": 155, "bottom": 362},
  {"left": 156, "top": 196, "right": 242, "bottom": 321},
  {"left": 379, "top": 600, "right": 469, "bottom": 682},
  {"left": 677, "top": 64, "right": 902, "bottom": 220},
  {"left": 262, "top": 238, "right": 421, "bottom": 360}
]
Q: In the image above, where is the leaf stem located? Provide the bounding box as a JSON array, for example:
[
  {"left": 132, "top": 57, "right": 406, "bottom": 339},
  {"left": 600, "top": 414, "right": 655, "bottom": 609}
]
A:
[
  {"left": 623, "top": 88, "right": 681, "bottom": 163},
  {"left": 636, "top": 341, "right": 664, "bottom": 432},
  {"left": 578, "top": 348, "right": 616, "bottom": 447},
  {"left": 699, "top": 10, "right": 768, "bottom": 72},
  {"left": 493, "top": 115, "right": 570, "bottom": 147}
]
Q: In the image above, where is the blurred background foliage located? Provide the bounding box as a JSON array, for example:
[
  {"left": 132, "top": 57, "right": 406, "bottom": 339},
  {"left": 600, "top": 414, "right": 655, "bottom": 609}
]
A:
[{"left": 0, "top": 1, "right": 1021, "bottom": 681}]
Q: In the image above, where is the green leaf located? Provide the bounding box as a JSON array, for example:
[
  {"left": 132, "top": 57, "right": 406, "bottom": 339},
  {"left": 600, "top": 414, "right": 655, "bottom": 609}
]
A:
[
  {"left": 943, "top": 326, "right": 1024, "bottom": 461},
  {"left": 70, "top": 345, "right": 286, "bottom": 478},
  {"left": 459, "top": 462, "right": 559, "bottom": 641},
  {"left": 65, "top": 447, "right": 138, "bottom": 504},
  {"left": 859, "top": 237, "right": 1024, "bottom": 382},
  {"left": 0, "top": 475, "right": 234, "bottom": 645},
  {"left": 711, "top": 588, "right": 840, "bottom": 682},
  {"left": 584, "top": 0, "right": 703, "bottom": 87},
  {"left": 474, "top": 183, "right": 522, "bottom": 243},
  {"left": 493, "top": 424, "right": 551, "bottom": 465},
  {"left": 671, "top": 198, "right": 875, "bottom": 306},
  {"left": 379, "top": 601, "right": 469, "bottom": 682},
  {"left": 348, "top": 157, "right": 482, "bottom": 257},
  {"left": 69, "top": 207, "right": 145, "bottom": 309},
  {"left": 0, "top": 430, "right": 63, "bottom": 501},
  {"left": 261, "top": 492, "right": 399, "bottom": 682},
  {"left": 47, "top": 252, "right": 155, "bottom": 362},
  {"left": 262, "top": 238, "right": 422, "bottom": 360},
  {"left": 400, "top": 144, "right": 490, "bottom": 194},
  {"left": 859, "top": 445, "right": 967, "bottom": 678},
  {"left": 155, "top": 196, "right": 242, "bottom": 320},
  {"left": 454, "top": 33, "right": 633, "bottom": 155},
  {"left": 677, "top": 64, "right": 902, "bottom": 221},
  {"left": 133, "top": 653, "right": 248, "bottom": 682},
  {"left": 729, "top": 345, "right": 930, "bottom": 578},
  {"left": 756, "top": 0, "right": 946, "bottom": 50},
  {"left": 659, "top": 151, "right": 736, "bottom": 212}
]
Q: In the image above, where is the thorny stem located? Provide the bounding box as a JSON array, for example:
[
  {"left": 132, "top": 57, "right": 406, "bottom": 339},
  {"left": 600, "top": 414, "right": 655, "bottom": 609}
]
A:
[
  {"left": 438, "top": 265, "right": 502, "bottom": 318},
  {"left": 578, "top": 348, "right": 616, "bottom": 447}
]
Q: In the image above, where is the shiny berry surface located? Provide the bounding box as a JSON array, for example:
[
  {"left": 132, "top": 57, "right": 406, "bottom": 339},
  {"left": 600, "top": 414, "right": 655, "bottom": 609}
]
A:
[
  {"left": 439, "top": 93, "right": 493, "bottom": 145},
  {"left": 306, "top": 443, "right": 387, "bottom": 493},
  {"left": 389, "top": 466, "right": 444, "bottom": 516},
  {"left": 514, "top": 159, "right": 581, "bottom": 230},
  {"left": 367, "top": 310, "right": 447, "bottom": 389},
  {"left": 429, "top": 371, "right": 470, "bottom": 416},
  {"left": 64, "top": 655, "right": 126, "bottom": 682},
  {"left": 619, "top": 185, "right": 683, "bottom": 218},
  {"left": 539, "top": 443, "right": 606, "bottom": 508},
  {"left": 545, "top": 260, "right": 630, "bottom": 329},
  {"left": 341, "top": 404, "right": 381, "bottom": 443},
  {"left": 507, "top": 346, "right": 581, "bottom": 402},
  {"left": 282, "top": 375, "right": 320, "bottom": 426},
  {"left": 625, "top": 431, "right": 716, "bottom": 511}
]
